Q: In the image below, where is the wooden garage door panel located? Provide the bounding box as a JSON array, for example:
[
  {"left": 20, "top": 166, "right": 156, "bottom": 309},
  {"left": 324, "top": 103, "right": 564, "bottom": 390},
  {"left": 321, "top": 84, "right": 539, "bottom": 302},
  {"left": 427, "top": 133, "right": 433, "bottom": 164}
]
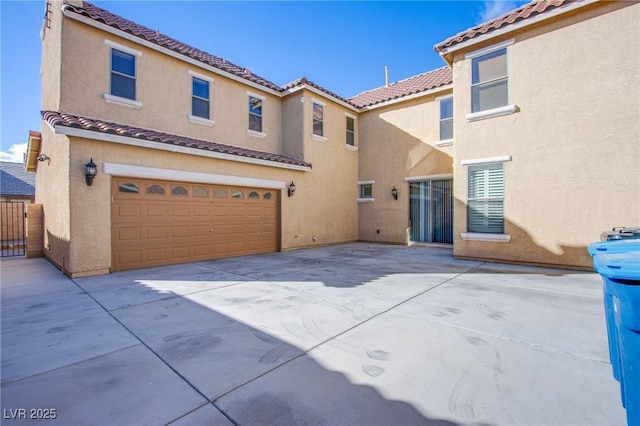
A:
[{"left": 112, "top": 178, "right": 279, "bottom": 271}]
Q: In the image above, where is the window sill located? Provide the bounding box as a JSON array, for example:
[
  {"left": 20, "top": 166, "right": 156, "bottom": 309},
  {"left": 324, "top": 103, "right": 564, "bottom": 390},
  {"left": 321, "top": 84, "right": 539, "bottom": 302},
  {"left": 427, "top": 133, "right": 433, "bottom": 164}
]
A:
[
  {"left": 435, "top": 139, "right": 453, "bottom": 147},
  {"left": 344, "top": 144, "right": 358, "bottom": 151},
  {"left": 103, "top": 94, "right": 142, "bottom": 109},
  {"left": 246, "top": 129, "right": 266, "bottom": 138},
  {"left": 188, "top": 115, "right": 215, "bottom": 127},
  {"left": 312, "top": 134, "right": 327, "bottom": 142},
  {"left": 460, "top": 232, "right": 511, "bottom": 242},
  {"left": 466, "top": 104, "right": 517, "bottom": 122},
  {"left": 357, "top": 198, "right": 374, "bottom": 203}
]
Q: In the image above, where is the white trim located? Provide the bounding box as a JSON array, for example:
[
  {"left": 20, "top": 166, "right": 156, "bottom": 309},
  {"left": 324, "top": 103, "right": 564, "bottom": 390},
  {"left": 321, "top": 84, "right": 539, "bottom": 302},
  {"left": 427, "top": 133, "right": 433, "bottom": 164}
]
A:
[
  {"left": 466, "top": 104, "right": 517, "bottom": 122},
  {"left": 103, "top": 162, "right": 286, "bottom": 189},
  {"left": 404, "top": 174, "right": 453, "bottom": 182},
  {"left": 358, "top": 180, "right": 375, "bottom": 185},
  {"left": 311, "top": 98, "right": 326, "bottom": 107},
  {"left": 246, "top": 91, "right": 266, "bottom": 101},
  {"left": 435, "top": 139, "right": 453, "bottom": 147},
  {"left": 361, "top": 84, "right": 453, "bottom": 111},
  {"left": 464, "top": 39, "right": 514, "bottom": 59},
  {"left": 435, "top": 94, "right": 453, "bottom": 101},
  {"left": 437, "top": 0, "right": 597, "bottom": 56},
  {"left": 104, "top": 39, "right": 142, "bottom": 57},
  {"left": 344, "top": 144, "right": 358, "bottom": 151},
  {"left": 311, "top": 134, "right": 327, "bottom": 142},
  {"left": 344, "top": 112, "right": 356, "bottom": 120},
  {"left": 66, "top": 12, "right": 281, "bottom": 97},
  {"left": 188, "top": 70, "right": 213, "bottom": 83},
  {"left": 460, "top": 233, "right": 511, "bottom": 242},
  {"left": 188, "top": 115, "right": 215, "bottom": 126},
  {"left": 461, "top": 155, "right": 512, "bottom": 166},
  {"left": 357, "top": 198, "right": 375, "bottom": 204},
  {"left": 246, "top": 129, "right": 267, "bottom": 138},
  {"left": 103, "top": 94, "right": 142, "bottom": 109},
  {"left": 53, "top": 126, "right": 311, "bottom": 172}
]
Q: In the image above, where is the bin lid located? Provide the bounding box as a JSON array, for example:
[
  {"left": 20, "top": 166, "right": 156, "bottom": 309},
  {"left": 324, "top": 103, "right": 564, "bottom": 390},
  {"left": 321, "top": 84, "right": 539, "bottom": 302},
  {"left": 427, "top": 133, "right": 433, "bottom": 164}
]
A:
[
  {"left": 588, "top": 240, "right": 640, "bottom": 256},
  {"left": 594, "top": 251, "right": 640, "bottom": 281}
]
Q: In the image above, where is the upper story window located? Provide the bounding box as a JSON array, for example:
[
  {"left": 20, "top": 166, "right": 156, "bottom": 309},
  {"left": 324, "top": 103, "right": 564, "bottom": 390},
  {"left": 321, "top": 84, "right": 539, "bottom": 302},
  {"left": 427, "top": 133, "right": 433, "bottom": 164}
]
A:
[
  {"left": 313, "top": 102, "right": 324, "bottom": 137},
  {"left": 467, "top": 163, "right": 504, "bottom": 233},
  {"left": 439, "top": 97, "right": 453, "bottom": 141},
  {"left": 192, "top": 77, "right": 209, "bottom": 119},
  {"left": 471, "top": 47, "right": 508, "bottom": 113},
  {"left": 346, "top": 116, "right": 355, "bottom": 146},
  {"left": 249, "top": 96, "right": 263, "bottom": 133},
  {"left": 110, "top": 48, "right": 136, "bottom": 100}
]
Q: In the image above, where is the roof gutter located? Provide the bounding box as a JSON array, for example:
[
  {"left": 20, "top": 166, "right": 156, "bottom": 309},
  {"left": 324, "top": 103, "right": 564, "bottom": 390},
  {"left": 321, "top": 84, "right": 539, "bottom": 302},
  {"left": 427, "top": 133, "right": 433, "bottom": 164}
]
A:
[
  {"left": 435, "top": 0, "right": 599, "bottom": 62},
  {"left": 48, "top": 122, "right": 311, "bottom": 172}
]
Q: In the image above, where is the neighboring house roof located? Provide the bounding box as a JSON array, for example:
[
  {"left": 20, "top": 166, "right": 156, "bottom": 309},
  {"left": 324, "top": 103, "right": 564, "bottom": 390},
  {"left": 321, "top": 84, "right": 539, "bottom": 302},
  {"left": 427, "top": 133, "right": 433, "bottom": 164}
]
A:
[
  {"left": 0, "top": 162, "right": 35, "bottom": 197},
  {"left": 42, "top": 111, "right": 312, "bottom": 169},
  {"left": 282, "top": 77, "right": 358, "bottom": 108},
  {"left": 434, "top": 0, "right": 577, "bottom": 52},
  {"left": 348, "top": 67, "right": 452, "bottom": 108},
  {"left": 66, "top": 1, "right": 281, "bottom": 92}
]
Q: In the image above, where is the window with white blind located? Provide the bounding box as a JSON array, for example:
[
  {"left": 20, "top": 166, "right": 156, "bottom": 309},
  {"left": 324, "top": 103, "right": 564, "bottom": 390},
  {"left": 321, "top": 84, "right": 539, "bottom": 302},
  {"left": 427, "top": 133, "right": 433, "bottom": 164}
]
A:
[
  {"left": 471, "top": 48, "right": 508, "bottom": 113},
  {"left": 467, "top": 163, "right": 504, "bottom": 233},
  {"left": 439, "top": 97, "right": 453, "bottom": 141}
]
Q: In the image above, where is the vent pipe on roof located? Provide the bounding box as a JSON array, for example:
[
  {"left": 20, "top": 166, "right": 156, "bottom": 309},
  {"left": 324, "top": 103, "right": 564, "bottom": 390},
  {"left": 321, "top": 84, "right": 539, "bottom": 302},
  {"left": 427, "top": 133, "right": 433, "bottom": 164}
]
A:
[{"left": 385, "top": 66, "right": 389, "bottom": 87}]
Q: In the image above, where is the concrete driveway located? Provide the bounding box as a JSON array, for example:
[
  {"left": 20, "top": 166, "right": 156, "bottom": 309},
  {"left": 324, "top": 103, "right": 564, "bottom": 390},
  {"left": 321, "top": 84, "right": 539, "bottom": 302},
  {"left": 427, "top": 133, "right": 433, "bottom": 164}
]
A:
[{"left": 1, "top": 243, "right": 625, "bottom": 425}]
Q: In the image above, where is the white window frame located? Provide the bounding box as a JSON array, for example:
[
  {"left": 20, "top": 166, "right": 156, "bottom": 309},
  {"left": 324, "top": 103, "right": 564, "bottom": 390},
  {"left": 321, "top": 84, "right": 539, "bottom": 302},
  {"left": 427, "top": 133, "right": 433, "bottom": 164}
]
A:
[
  {"left": 188, "top": 70, "right": 214, "bottom": 126},
  {"left": 247, "top": 91, "right": 266, "bottom": 137},
  {"left": 437, "top": 94, "right": 453, "bottom": 145},
  {"left": 103, "top": 39, "right": 142, "bottom": 109},
  {"left": 357, "top": 180, "right": 374, "bottom": 203},
  {"left": 460, "top": 155, "right": 512, "bottom": 242},
  {"left": 312, "top": 98, "right": 326, "bottom": 141},
  {"left": 345, "top": 112, "right": 356, "bottom": 149},
  {"left": 465, "top": 39, "right": 517, "bottom": 122}
]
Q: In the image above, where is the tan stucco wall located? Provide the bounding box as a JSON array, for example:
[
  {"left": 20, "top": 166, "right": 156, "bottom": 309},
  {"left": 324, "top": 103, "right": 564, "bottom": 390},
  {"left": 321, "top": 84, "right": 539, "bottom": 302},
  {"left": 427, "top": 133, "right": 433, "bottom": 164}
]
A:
[
  {"left": 35, "top": 125, "right": 72, "bottom": 273},
  {"left": 358, "top": 92, "right": 454, "bottom": 243},
  {"left": 41, "top": 1, "right": 64, "bottom": 112},
  {"left": 58, "top": 17, "right": 283, "bottom": 156},
  {"left": 451, "top": 0, "right": 640, "bottom": 269}
]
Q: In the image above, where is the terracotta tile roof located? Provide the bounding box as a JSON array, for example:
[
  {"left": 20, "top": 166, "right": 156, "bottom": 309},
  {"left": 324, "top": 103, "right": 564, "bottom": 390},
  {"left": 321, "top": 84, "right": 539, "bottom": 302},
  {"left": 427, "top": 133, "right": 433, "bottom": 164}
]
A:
[
  {"left": 0, "top": 162, "right": 35, "bottom": 196},
  {"left": 42, "top": 111, "right": 312, "bottom": 168},
  {"left": 66, "top": 1, "right": 281, "bottom": 91},
  {"left": 435, "top": 0, "right": 577, "bottom": 52},
  {"left": 282, "top": 77, "right": 358, "bottom": 108},
  {"left": 348, "top": 67, "right": 452, "bottom": 108}
]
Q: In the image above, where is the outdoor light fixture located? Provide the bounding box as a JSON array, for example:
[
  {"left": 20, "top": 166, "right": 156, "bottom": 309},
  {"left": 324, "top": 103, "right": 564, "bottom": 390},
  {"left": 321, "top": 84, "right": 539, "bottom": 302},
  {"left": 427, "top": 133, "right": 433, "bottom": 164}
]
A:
[
  {"left": 391, "top": 186, "right": 398, "bottom": 200},
  {"left": 85, "top": 158, "right": 98, "bottom": 186},
  {"left": 36, "top": 154, "right": 50, "bottom": 162},
  {"left": 288, "top": 181, "right": 296, "bottom": 197}
]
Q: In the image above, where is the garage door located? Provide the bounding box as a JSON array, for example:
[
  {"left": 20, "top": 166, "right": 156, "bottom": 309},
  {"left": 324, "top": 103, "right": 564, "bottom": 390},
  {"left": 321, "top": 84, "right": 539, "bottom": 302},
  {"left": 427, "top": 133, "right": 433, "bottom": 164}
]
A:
[{"left": 111, "top": 177, "right": 279, "bottom": 271}]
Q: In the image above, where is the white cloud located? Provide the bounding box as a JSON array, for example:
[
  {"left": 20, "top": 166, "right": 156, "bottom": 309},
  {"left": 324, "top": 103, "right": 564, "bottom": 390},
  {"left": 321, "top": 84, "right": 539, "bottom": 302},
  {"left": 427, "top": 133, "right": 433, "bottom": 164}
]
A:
[
  {"left": 0, "top": 142, "right": 28, "bottom": 163},
  {"left": 479, "top": 1, "right": 520, "bottom": 23}
]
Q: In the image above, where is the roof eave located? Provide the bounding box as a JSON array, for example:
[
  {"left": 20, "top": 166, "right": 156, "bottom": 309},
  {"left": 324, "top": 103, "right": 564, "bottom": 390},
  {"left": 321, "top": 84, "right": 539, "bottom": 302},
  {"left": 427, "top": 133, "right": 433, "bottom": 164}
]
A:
[
  {"left": 25, "top": 130, "right": 42, "bottom": 173},
  {"left": 434, "top": 0, "right": 598, "bottom": 58},
  {"left": 358, "top": 83, "right": 453, "bottom": 111}
]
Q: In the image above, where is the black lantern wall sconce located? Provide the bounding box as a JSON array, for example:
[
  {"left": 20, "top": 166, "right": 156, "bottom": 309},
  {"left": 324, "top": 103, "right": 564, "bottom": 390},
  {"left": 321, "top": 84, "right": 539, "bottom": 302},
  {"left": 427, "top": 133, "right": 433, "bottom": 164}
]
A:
[
  {"left": 288, "top": 181, "right": 296, "bottom": 197},
  {"left": 85, "top": 158, "right": 98, "bottom": 186},
  {"left": 391, "top": 186, "right": 398, "bottom": 200}
]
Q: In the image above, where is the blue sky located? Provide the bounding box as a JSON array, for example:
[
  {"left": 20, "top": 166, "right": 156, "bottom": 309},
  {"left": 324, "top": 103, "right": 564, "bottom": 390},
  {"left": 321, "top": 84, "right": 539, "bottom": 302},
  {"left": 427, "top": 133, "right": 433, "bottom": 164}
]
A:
[{"left": 0, "top": 0, "right": 528, "bottom": 162}]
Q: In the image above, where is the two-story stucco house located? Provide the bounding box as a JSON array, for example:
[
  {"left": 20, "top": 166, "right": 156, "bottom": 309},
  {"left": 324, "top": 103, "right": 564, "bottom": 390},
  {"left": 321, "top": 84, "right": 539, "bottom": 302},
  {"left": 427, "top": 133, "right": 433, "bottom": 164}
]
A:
[{"left": 27, "top": 0, "right": 638, "bottom": 277}]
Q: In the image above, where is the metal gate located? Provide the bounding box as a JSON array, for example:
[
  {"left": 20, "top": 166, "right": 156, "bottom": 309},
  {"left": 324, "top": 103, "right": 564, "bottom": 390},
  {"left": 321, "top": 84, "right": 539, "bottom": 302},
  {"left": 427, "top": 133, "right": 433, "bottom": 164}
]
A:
[{"left": 1, "top": 201, "right": 26, "bottom": 257}]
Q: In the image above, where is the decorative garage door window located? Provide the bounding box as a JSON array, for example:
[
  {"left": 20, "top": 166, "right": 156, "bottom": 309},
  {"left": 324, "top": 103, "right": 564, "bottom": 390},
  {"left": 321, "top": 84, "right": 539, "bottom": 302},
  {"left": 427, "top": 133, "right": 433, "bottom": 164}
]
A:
[
  {"left": 118, "top": 183, "right": 139, "bottom": 193},
  {"left": 147, "top": 184, "right": 165, "bottom": 195},
  {"left": 172, "top": 186, "right": 188, "bottom": 196}
]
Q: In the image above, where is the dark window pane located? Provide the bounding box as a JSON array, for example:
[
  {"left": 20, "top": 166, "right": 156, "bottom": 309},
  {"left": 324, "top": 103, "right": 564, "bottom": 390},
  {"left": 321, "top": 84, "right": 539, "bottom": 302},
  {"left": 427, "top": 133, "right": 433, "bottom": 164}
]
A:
[
  {"left": 118, "top": 183, "right": 138, "bottom": 193},
  {"left": 171, "top": 186, "right": 188, "bottom": 196},
  {"left": 346, "top": 116, "right": 354, "bottom": 132},
  {"left": 346, "top": 131, "right": 354, "bottom": 146},
  {"left": 249, "top": 114, "right": 262, "bottom": 132},
  {"left": 111, "top": 73, "right": 135, "bottom": 99},
  {"left": 440, "top": 118, "right": 453, "bottom": 140},
  {"left": 147, "top": 184, "right": 165, "bottom": 195},
  {"left": 472, "top": 48, "right": 507, "bottom": 84},
  {"left": 112, "top": 49, "right": 135, "bottom": 76},
  {"left": 249, "top": 97, "right": 262, "bottom": 115},
  {"left": 192, "top": 78, "right": 209, "bottom": 100},
  {"left": 313, "top": 119, "right": 323, "bottom": 136},
  {"left": 313, "top": 103, "right": 323, "bottom": 120},
  {"left": 192, "top": 97, "right": 209, "bottom": 118},
  {"left": 440, "top": 98, "right": 453, "bottom": 119}
]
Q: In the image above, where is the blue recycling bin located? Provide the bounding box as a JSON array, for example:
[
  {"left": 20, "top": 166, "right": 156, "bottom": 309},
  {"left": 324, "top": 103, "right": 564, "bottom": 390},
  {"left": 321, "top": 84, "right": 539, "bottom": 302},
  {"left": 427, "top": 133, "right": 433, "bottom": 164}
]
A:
[
  {"left": 588, "top": 240, "right": 640, "bottom": 384},
  {"left": 594, "top": 250, "right": 640, "bottom": 425}
]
